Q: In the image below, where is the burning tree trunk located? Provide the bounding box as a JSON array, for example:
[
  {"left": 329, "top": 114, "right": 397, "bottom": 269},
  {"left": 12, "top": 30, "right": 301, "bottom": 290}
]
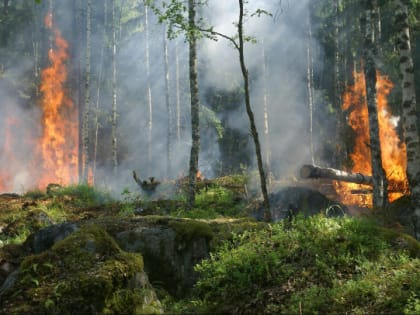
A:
[
  {"left": 395, "top": 0, "right": 420, "bottom": 239},
  {"left": 361, "top": 0, "right": 388, "bottom": 208},
  {"left": 300, "top": 164, "right": 372, "bottom": 185}
]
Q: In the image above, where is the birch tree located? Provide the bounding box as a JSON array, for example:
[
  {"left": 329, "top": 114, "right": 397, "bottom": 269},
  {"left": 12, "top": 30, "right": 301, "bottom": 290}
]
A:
[
  {"left": 148, "top": 0, "right": 202, "bottom": 207},
  {"left": 163, "top": 25, "right": 173, "bottom": 178},
  {"left": 81, "top": 0, "right": 91, "bottom": 183},
  {"left": 395, "top": 0, "right": 420, "bottom": 239},
  {"left": 111, "top": 0, "right": 118, "bottom": 176},
  {"left": 361, "top": 0, "right": 388, "bottom": 208}
]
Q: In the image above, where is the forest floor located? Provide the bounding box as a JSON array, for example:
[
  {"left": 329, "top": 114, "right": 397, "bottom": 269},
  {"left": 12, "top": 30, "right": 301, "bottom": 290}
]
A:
[{"left": 0, "top": 178, "right": 419, "bottom": 314}]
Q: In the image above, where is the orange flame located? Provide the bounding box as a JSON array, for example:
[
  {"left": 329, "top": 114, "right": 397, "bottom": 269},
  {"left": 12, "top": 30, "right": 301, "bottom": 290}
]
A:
[
  {"left": 37, "top": 12, "right": 78, "bottom": 188},
  {"left": 335, "top": 70, "right": 409, "bottom": 206}
]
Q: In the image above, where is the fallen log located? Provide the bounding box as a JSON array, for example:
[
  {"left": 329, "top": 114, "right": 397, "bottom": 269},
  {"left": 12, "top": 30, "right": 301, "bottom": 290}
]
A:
[{"left": 300, "top": 164, "right": 373, "bottom": 185}]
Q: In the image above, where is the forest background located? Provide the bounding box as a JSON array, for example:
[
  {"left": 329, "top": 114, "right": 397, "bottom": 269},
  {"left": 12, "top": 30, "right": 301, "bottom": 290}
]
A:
[{"left": 0, "top": 0, "right": 419, "bottom": 196}]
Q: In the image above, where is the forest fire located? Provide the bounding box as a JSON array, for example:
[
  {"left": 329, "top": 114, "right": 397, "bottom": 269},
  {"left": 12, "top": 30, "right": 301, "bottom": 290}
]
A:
[
  {"left": 334, "top": 70, "right": 409, "bottom": 206},
  {"left": 0, "top": 13, "right": 78, "bottom": 193},
  {"left": 37, "top": 12, "right": 78, "bottom": 188}
]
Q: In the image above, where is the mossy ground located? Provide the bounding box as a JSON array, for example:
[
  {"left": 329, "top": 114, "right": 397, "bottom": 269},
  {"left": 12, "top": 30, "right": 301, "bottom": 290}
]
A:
[
  {"left": 1, "top": 178, "right": 419, "bottom": 314},
  {"left": 0, "top": 225, "right": 162, "bottom": 315}
]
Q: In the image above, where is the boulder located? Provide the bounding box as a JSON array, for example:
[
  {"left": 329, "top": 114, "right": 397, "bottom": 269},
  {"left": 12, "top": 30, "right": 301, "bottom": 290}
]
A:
[
  {"left": 24, "top": 222, "right": 79, "bottom": 254},
  {"left": 0, "top": 225, "right": 163, "bottom": 315},
  {"left": 111, "top": 218, "right": 213, "bottom": 297}
]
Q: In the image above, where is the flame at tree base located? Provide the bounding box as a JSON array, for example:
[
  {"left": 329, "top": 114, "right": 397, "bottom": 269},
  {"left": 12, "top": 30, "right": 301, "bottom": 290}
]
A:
[
  {"left": 0, "top": 12, "right": 78, "bottom": 193},
  {"left": 335, "top": 70, "right": 409, "bottom": 207}
]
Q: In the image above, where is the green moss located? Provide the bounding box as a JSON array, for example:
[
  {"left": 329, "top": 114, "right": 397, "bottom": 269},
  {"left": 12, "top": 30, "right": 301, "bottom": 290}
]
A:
[
  {"left": 168, "top": 220, "right": 213, "bottom": 243},
  {"left": 0, "top": 225, "right": 161, "bottom": 315},
  {"left": 104, "top": 288, "right": 163, "bottom": 315}
]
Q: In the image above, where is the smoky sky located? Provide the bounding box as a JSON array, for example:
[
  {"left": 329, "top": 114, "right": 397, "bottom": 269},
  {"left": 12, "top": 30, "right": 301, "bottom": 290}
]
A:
[{"left": 0, "top": 0, "right": 320, "bottom": 195}]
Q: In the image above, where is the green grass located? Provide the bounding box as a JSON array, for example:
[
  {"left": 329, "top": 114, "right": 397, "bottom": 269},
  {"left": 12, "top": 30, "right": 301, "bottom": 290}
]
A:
[{"left": 187, "top": 215, "right": 420, "bottom": 315}]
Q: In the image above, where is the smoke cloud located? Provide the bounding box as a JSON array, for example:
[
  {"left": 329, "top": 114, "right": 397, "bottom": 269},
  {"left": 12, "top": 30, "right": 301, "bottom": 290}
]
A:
[{"left": 0, "top": 0, "right": 320, "bottom": 196}]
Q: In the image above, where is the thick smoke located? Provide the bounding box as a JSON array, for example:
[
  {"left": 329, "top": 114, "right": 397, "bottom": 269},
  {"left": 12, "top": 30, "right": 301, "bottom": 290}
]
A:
[
  {"left": 201, "top": 0, "right": 316, "bottom": 177},
  {"left": 0, "top": 0, "right": 319, "bottom": 195}
]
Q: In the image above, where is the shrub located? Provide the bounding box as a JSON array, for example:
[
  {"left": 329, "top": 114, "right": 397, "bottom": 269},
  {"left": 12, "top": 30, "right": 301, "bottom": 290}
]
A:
[{"left": 193, "top": 215, "right": 420, "bottom": 314}]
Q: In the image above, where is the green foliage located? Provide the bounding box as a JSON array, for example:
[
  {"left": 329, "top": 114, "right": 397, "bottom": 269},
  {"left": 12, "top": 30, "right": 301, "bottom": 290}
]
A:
[
  {"left": 49, "top": 184, "right": 113, "bottom": 207},
  {"left": 193, "top": 215, "right": 420, "bottom": 314}
]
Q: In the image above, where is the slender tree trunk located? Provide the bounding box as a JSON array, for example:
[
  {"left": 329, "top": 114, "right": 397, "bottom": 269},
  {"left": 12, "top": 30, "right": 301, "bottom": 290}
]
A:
[
  {"left": 76, "top": 0, "right": 84, "bottom": 182},
  {"left": 333, "top": 0, "right": 343, "bottom": 168},
  {"left": 145, "top": 4, "right": 153, "bottom": 166},
  {"left": 261, "top": 39, "right": 272, "bottom": 186},
  {"left": 175, "top": 42, "right": 181, "bottom": 142},
  {"left": 163, "top": 25, "right": 172, "bottom": 178},
  {"left": 395, "top": 0, "right": 420, "bottom": 239},
  {"left": 362, "top": 0, "right": 388, "bottom": 208},
  {"left": 81, "top": 0, "right": 91, "bottom": 183},
  {"left": 238, "top": 0, "right": 270, "bottom": 220},
  {"left": 187, "top": 0, "right": 200, "bottom": 208},
  {"left": 92, "top": 0, "right": 108, "bottom": 184},
  {"left": 111, "top": 0, "right": 118, "bottom": 176},
  {"left": 306, "top": 8, "right": 315, "bottom": 165}
]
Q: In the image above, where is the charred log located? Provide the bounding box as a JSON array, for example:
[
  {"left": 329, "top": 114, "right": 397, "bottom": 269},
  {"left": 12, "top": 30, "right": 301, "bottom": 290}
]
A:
[{"left": 300, "top": 164, "right": 373, "bottom": 185}]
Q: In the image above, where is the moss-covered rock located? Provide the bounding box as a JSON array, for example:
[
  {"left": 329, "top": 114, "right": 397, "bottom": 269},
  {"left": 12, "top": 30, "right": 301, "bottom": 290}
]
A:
[{"left": 0, "top": 225, "right": 162, "bottom": 315}]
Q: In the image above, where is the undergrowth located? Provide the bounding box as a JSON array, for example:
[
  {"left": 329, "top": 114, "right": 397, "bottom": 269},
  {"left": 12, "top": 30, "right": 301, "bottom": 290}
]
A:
[{"left": 179, "top": 215, "right": 420, "bottom": 315}]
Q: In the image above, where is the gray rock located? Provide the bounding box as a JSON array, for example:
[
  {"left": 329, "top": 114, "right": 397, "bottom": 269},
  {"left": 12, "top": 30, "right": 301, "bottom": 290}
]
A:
[
  {"left": 25, "top": 222, "right": 79, "bottom": 254},
  {"left": 115, "top": 222, "right": 210, "bottom": 297}
]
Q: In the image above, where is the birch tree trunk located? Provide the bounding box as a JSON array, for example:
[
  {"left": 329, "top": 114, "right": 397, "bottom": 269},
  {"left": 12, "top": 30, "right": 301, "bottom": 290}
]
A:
[
  {"left": 81, "top": 0, "right": 91, "bottom": 183},
  {"left": 92, "top": 0, "right": 108, "bottom": 184},
  {"left": 261, "top": 39, "right": 272, "bottom": 185},
  {"left": 163, "top": 25, "right": 173, "bottom": 178},
  {"left": 395, "top": 0, "right": 420, "bottom": 239},
  {"left": 306, "top": 8, "right": 315, "bottom": 165},
  {"left": 175, "top": 42, "right": 181, "bottom": 142},
  {"left": 111, "top": 0, "right": 118, "bottom": 176},
  {"left": 187, "top": 0, "right": 200, "bottom": 208},
  {"left": 238, "top": 0, "right": 270, "bottom": 220},
  {"left": 362, "top": 0, "right": 388, "bottom": 208},
  {"left": 145, "top": 4, "right": 153, "bottom": 166}
]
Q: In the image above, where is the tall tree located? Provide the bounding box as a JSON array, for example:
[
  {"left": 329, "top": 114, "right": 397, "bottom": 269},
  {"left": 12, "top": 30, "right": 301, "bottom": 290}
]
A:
[
  {"left": 186, "top": 0, "right": 200, "bottom": 208},
  {"left": 144, "top": 3, "right": 153, "bottom": 166},
  {"left": 361, "top": 0, "right": 388, "bottom": 208},
  {"left": 306, "top": 7, "right": 315, "bottom": 165},
  {"left": 261, "top": 40, "right": 272, "bottom": 185},
  {"left": 81, "top": 0, "right": 91, "bottom": 183},
  {"left": 238, "top": 0, "right": 270, "bottom": 220},
  {"left": 163, "top": 25, "right": 173, "bottom": 178},
  {"left": 111, "top": 0, "right": 118, "bottom": 176},
  {"left": 395, "top": 0, "right": 420, "bottom": 239},
  {"left": 92, "top": 0, "right": 108, "bottom": 184},
  {"left": 204, "top": 0, "right": 271, "bottom": 220},
  {"left": 149, "top": 0, "right": 203, "bottom": 208}
]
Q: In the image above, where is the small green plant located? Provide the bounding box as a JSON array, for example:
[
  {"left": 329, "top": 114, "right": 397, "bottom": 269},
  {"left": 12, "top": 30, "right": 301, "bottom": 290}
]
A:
[
  {"left": 51, "top": 184, "right": 113, "bottom": 207},
  {"left": 192, "top": 215, "right": 420, "bottom": 314}
]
